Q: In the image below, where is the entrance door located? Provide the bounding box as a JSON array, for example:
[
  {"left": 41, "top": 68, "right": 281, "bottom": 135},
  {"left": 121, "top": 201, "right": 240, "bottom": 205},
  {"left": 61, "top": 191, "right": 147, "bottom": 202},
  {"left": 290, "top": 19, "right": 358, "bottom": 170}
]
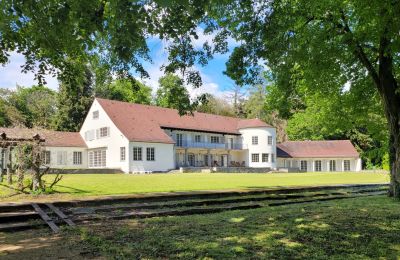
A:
[{"left": 188, "top": 154, "right": 195, "bottom": 167}]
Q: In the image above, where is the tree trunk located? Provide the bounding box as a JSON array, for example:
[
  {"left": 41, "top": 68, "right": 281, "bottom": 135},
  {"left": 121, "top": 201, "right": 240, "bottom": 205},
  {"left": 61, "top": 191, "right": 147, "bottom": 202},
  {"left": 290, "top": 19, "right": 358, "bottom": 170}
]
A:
[
  {"left": 6, "top": 147, "right": 12, "bottom": 185},
  {"left": 377, "top": 53, "right": 400, "bottom": 198}
]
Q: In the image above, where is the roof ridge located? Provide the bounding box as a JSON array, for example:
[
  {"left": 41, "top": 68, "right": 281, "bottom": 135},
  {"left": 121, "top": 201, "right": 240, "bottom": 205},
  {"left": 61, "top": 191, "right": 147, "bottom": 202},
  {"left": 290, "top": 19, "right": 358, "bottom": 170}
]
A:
[{"left": 96, "top": 97, "right": 267, "bottom": 122}]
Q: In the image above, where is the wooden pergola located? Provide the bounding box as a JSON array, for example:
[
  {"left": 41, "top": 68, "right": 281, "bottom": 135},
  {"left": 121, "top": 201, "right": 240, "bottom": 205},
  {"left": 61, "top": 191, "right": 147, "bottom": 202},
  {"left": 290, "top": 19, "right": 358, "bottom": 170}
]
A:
[{"left": 0, "top": 132, "right": 45, "bottom": 182}]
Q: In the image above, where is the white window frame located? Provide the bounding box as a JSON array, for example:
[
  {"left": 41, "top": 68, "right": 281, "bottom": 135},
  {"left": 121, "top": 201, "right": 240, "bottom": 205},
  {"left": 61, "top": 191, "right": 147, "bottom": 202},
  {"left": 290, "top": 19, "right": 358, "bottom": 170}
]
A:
[
  {"left": 329, "top": 160, "right": 336, "bottom": 171},
  {"left": 88, "top": 150, "right": 106, "bottom": 168},
  {"left": 252, "top": 136, "right": 258, "bottom": 145},
  {"left": 315, "top": 160, "right": 322, "bottom": 172},
  {"left": 146, "top": 147, "right": 155, "bottom": 161},
  {"left": 99, "top": 127, "right": 109, "bottom": 138},
  {"left": 251, "top": 153, "right": 259, "bottom": 163},
  {"left": 133, "top": 147, "right": 142, "bottom": 161},
  {"left": 262, "top": 153, "right": 269, "bottom": 163},
  {"left": 343, "top": 160, "right": 351, "bottom": 171},
  {"left": 300, "top": 160, "right": 308, "bottom": 171},
  {"left": 73, "top": 151, "right": 82, "bottom": 165},
  {"left": 57, "top": 151, "right": 67, "bottom": 165},
  {"left": 42, "top": 151, "right": 51, "bottom": 164},
  {"left": 268, "top": 136, "right": 273, "bottom": 145},
  {"left": 195, "top": 135, "right": 201, "bottom": 143},
  {"left": 176, "top": 133, "right": 183, "bottom": 147},
  {"left": 120, "top": 147, "right": 126, "bottom": 161},
  {"left": 93, "top": 110, "right": 99, "bottom": 119},
  {"left": 210, "top": 136, "right": 220, "bottom": 143}
]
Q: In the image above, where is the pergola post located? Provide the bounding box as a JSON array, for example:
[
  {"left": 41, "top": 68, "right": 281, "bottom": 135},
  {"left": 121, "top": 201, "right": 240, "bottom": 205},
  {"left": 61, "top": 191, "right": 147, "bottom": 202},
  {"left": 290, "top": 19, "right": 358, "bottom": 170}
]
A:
[{"left": 7, "top": 146, "right": 12, "bottom": 185}]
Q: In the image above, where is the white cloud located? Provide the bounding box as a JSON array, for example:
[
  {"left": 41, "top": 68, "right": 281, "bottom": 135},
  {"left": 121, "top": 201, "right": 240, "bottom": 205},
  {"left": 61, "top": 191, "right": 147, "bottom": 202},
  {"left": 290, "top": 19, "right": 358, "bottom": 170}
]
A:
[{"left": 0, "top": 52, "right": 58, "bottom": 90}]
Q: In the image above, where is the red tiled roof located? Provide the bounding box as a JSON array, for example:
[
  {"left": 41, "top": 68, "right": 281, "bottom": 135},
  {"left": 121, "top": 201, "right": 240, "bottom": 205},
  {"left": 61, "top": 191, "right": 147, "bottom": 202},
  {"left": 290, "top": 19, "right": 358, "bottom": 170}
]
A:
[
  {"left": 277, "top": 140, "right": 359, "bottom": 158},
  {"left": 0, "top": 127, "right": 86, "bottom": 147},
  {"left": 96, "top": 98, "right": 272, "bottom": 143}
]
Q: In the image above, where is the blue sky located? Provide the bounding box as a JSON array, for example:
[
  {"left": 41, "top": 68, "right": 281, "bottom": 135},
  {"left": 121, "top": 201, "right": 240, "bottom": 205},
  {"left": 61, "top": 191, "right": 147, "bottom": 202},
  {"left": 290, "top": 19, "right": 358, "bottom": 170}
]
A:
[{"left": 0, "top": 28, "right": 239, "bottom": 98}]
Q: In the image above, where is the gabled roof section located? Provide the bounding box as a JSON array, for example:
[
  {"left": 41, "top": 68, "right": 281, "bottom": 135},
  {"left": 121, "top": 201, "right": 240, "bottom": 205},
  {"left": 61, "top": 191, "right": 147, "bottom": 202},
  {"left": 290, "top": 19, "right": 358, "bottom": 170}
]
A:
[
  {"left": 0, "top": 127, "right": 86, "bottom": 147},
  {"left": 96, "top": 98, "right": 272, "bottom": 143},
  {"left": 277, "top": 140, "right": 359, "bottom": 158}
]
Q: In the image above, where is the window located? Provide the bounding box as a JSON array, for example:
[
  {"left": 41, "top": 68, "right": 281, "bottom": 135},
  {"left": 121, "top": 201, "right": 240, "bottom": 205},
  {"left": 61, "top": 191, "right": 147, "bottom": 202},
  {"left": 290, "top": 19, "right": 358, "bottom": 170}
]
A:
[
  {"left": 195, "top": 135, "right": 201, "bottom": 143},
  {"left": 344, "top": 160, "right": 351, "bottom": 171},
  {"left": 300, "top": 160, "right": 308, "bottom": 171},
  {"left": 57, "top": 151, "right": 67, "bottom": 165},
  {"left": 251, "top": 153, "right": 259, "bottom": 162},
  {"left": 329, "top": 160, "right": 336, "bottom": 171},
  {"left": 42, "top": 151, "right": 51, "bottom": 164},
  {"left": 85, "top": 130, "right": 95, "bottom": 141},
  {"left": 73, "top": 152, "right": 82, "bottom": 165},
  {"left": 271, "top": 153, "right": 275, "bottom": 163},
  {"left": 99, "top": 127, "right": 109, "bottom": 138},
  {"left": 133, "top": 147, "right": 142, "bottom": 161},
  {"left": 88, "top": 150, "right": 106, "bottom": 167},
  {"left": 315, "top": 160, "right": 322, "bottom": 172},
  {"left": 268, "top": 136, "right": 273, "bottom": 145},
  {"left": 176, "top": 134, "right": 183, "bottom": 147},
  {"left": 211, "top": 136, "right": 220, "bottom": 143},
  {"left": 93, "top": 110, "right": 99, "bottom": 119},
  {"left": 262, "top": 153, "right": 269, "bottom": 162},
  {"left": 252, "top": 136, "right": 258, "bottom": 145},
  {"left": 146, "top": 147, "right": 155, "bottom": 161},
  {"left": 120, "top": 147, "right": 126, "bottom": 161}
]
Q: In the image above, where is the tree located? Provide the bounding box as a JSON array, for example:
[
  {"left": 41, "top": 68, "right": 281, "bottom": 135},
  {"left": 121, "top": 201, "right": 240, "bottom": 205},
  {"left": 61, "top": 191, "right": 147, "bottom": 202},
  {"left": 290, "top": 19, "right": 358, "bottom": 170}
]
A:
[
  {"left": 205, "top": 1, "right": 400, "bottom": 197},
  {"left": 156, "top": 74, "right": 193, "bottom": 113},
  {"left": 224, "top": 85, "right": 247, "bottom": 117},
  {"left": 0, "top": 1, "right": 215, "bottom": 112},
  {"left": 53, "top": 64, "right": 94, "bottom": 131},
  {"left": 95, "top": 78, "right": 152, "bottom": 104},
  {"left": 197, "top": 94, "right": 236, "bottom": 117},
  {"left": 7, "top": 86, "right": 57, "bottom": 128},
  {"left": 244, "top": 85, "right": 287, "bottom": 142}
]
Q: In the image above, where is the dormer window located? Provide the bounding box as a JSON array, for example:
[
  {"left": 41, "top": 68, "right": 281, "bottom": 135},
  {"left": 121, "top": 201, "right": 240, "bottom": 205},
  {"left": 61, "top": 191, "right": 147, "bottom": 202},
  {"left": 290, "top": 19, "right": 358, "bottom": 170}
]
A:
[{"left": 93, "top": 110, "right": 99, "bottom": 119}]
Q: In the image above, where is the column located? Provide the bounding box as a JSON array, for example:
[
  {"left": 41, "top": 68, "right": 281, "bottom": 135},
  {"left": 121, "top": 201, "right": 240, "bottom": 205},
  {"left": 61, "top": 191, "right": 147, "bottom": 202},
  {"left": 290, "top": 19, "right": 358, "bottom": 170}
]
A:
[
  {"left": 227, "top": 151, "right": 231, "bottom": 167},
  {"left": 207, "top": 149, "right": 211, "bottom": 167},
  {"left": 184, "top": 149, "right": 188, "bottom": 166}
]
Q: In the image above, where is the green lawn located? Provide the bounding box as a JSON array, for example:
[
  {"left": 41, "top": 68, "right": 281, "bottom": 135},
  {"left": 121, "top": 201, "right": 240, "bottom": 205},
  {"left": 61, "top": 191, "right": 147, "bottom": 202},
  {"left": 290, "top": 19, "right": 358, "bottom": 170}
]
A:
[
  {"left": 2, "top": 195, "right": 400, "bottom": 259},
  {"left": 0, "top": 172, "right": 389, "bottom": 202}
]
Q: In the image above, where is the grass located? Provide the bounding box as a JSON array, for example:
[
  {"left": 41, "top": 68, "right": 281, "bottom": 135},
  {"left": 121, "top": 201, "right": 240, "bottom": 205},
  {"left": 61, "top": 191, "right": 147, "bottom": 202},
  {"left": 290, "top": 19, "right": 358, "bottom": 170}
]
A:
[
  {"left": 0, "top": 172, "right": 389, "bottom": 202},
  {"left": 2, "top": 195, "right": 400, "bottom": 259}
]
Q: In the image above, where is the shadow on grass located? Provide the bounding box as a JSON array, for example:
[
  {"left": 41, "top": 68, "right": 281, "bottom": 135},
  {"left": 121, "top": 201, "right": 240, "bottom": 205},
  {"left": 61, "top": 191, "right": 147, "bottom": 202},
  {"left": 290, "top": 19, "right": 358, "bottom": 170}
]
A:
[
  {"left": 71, "top": 196, "right": 400, "bottom": 259},
  {"left": 52, "top": 185, "right": 89, "bottom": 194}
]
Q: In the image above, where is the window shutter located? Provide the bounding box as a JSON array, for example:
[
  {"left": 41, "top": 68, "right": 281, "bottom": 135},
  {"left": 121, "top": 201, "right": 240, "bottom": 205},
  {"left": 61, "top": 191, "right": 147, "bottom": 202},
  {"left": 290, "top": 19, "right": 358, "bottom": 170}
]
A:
[
  {"left": 107, "top": 127, "right": 110, "bottom": 136},
  {"left": 96, "top": 129, "right": 100, "bottom": 139}
]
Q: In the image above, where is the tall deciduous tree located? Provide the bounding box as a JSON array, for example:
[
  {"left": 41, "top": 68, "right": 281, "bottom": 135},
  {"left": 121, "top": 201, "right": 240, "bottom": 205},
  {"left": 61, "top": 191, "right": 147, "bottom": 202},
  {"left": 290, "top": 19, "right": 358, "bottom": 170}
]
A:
[
  {"left": 0, "top": 0, "right": 215, "bottom": 111},
  {"left": 206, "top": 1, "right": 400, "bottom": 197},
  {"left": 95, "top": 78, "right": 152, "bottom": 104},
  {"left": 197, "top": 94, "right": 236, "bottom": 117},
  {"left": 53, "top": 64, "right": 94, "bottom": 131},
  {"left": 156, "top": 74, "right": 193, "bottom": 113}
]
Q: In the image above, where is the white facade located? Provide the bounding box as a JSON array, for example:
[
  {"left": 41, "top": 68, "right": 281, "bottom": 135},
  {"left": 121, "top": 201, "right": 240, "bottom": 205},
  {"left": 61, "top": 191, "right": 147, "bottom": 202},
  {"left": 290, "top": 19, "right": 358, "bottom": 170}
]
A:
[
  {"left": 44, "top": 147, "right": 88, "bottom": 169},
  {"left": 79, "top": 99, "right": 130, "bottom": 172},
  {"left": 239, "top": 127, "right": 277, "bottom": 168},
  {"left": 4, "top": 99, "right": 359, "bottom": 174},
  {"left": 277, "top": 157, "right": 362, "bottom": 172}
]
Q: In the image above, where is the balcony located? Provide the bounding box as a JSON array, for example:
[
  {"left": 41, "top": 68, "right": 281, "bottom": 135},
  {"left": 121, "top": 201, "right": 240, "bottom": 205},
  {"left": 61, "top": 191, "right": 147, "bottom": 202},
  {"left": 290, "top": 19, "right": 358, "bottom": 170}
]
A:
[{"left": 175, "top": 140, "right": 247, "bottom": 150}]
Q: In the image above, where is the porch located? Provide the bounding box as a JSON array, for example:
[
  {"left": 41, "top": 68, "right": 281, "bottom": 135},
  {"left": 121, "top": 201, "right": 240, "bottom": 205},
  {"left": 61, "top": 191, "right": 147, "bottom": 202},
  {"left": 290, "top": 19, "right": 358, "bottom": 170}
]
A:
[{"left": 175, "top": 148, "right": 247, "bottom": 168}]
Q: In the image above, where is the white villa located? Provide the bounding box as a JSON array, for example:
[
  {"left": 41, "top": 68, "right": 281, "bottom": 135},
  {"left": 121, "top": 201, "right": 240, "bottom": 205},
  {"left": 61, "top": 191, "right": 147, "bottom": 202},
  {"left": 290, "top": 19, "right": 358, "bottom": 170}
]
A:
[{"left": 0, "top": 98, "right": 362, "bottom": 173}]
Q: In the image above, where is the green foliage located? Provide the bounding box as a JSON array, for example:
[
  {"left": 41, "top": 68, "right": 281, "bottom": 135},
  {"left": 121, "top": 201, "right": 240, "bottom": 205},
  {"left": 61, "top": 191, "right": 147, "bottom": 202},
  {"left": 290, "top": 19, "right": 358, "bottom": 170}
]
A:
[
  {"left": 0, "top": 1, "right": 219, "bottom": 114},
  {"left": 155, "top": 73, "right": 192, "bottom": 114},
  {"left": 0, "top": 86, "right": 56, "bottom": 128},
  {"left": 95, "top": 78, "right": 152, "bottom": 104},
  {"left": 196, "top": 94, "right": 236, "bottom": 117},
  {"left": 53, "top": 63, "right": 94, "bottom": 131}
]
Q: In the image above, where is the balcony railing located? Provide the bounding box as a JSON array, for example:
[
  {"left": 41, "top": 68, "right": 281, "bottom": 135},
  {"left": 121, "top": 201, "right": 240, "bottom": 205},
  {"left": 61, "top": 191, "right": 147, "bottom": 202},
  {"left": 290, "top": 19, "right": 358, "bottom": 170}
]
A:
[{"left": 175, "top": 140, "right": 247, "bottom": 150}]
